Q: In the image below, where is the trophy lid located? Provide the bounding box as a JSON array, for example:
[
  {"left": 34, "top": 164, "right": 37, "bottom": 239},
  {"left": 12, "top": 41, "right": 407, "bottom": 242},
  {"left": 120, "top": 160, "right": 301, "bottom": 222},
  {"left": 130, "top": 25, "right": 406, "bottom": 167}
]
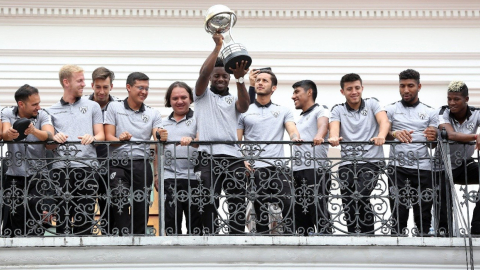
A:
[{"left": 204, "top": 5, "right": 237, "bottom": 35}]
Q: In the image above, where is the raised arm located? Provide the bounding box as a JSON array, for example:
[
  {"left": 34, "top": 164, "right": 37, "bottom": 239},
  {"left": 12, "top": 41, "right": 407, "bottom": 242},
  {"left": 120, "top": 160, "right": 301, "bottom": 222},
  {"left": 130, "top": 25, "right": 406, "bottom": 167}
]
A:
[
  {"left": 231, "top": 61, "right": 250, "bottom": 113},
  {"left": 195, "top": 33, "right": 223, "bottom": 97}
]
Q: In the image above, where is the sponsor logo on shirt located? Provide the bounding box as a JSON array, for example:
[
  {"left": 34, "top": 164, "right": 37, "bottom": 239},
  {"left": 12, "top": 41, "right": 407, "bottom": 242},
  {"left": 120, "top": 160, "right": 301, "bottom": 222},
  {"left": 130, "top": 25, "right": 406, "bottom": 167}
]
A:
[
  {"left": 79, "top": 106, "right": 88, "bottom": 114},
  {"left": 225, "top": 96, "right": 234, "bottom": 105},
  {"left": 117, "top": 112, "right": 128, "bottom": 116},
  {"left": 467, "top": 122, "right": 475, "bottom": 131},
  {"left": 142, "top": 114, "right": 149, "bottom": 123},
  {"left": 271, "top": 111, "right": 280, "bottom": 118},
  {"left": 185, "top": 119, "right": 193, "bottom": 126},
  {"left": 53, "top": 111, "right": 69, "bottom": 115}
]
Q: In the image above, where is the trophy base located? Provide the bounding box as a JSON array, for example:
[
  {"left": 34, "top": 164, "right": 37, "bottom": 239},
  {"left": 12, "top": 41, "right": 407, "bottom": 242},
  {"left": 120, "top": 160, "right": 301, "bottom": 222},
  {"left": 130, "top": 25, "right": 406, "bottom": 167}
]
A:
[{"left": 221, "top": 43, "right": 252, "bottom": 74}]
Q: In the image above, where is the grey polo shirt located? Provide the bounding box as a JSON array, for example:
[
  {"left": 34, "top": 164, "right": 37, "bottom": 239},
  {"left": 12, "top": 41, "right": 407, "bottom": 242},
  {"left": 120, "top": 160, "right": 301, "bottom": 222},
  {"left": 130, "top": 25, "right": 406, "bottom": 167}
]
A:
[
  {"left": 293, "top": 104, "right": 330, "bottom": 171},
  {"left": 330, "top": 98, "right": 385, "bottom": 163},
  {"left": 47, "top": 96, "right": 103, "bottom": 168},
  {"left": 385, "top": 100, "right": 438, "bottom": 171},
  {"left": 238, "top": 100, "right": 295, "bottom": 168},
  {"left": 1, "top": 107, "right": 52, "bottom": 176},
  {"left": 104, "top": 98, "right": 163, "bottom": 160},
  {"left": 87, "top": 94, "right": 120, "bottom": 159},
  {"left": 194, "top": 87, "right": 241, "bottom": 157},
  {"left": 162, "top": 109, "right": 197, "bottom": 180},
  {"left": 439, "top": 106, "right": 480, "bottom": 169}
]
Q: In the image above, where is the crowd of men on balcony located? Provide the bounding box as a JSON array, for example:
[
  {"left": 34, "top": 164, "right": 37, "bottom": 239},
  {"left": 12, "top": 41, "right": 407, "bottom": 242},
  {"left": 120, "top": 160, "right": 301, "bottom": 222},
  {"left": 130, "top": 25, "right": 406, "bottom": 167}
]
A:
[{"left": 0, "top": 33, "right": 479, "bottom": 237}]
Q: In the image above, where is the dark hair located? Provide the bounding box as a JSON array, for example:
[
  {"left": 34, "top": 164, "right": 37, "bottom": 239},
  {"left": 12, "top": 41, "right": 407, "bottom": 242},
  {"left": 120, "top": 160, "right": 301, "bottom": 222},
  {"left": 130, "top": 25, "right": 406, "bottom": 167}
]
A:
[
  {"left": 15, "top": 84, "right": 39, "bottom": 103},
  {"left": 340, "top": 73, "right": 362, "bottom": 89},
  {"left": 126, "top": 72, "right": 149, "bottom": 86},
  {"left": 399, "top": 69, "right": 420, "bottom": 84},
  {"left": 258, "top": 70, "right": 278, "bottom": 86},
  {"left": 92, "top": 67, "right": 115, "bottom": 83},
  {"left": 214, "top": 58, "right": 224, "bottom": 68},
  {"left": 292, "top": 80, "right": 317, "bottom": 101},
  {"left": 165, "top": 81, "right": 193, "bottom": 107}
]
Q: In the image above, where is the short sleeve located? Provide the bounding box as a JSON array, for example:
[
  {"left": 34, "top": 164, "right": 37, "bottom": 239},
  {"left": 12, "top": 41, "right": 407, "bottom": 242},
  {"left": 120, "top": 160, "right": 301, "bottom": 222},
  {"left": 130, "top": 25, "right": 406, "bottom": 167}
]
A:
[
  {"left": 40, "top": 110, "right": 53, "bottom": 127},
  {"left": 92, "top": 103, "right": 103, "bottom": 125},
  {"left": 153, "top": 110, "right": 163, "bottom": 129},
  {"left": 193, "top": 87, "right": 208, "bottom": 101},
  {"left": 317, "top": 105, "right": 330, "bottom": 119},
  {"left": 428, "top": 108, "right": 439, "bottom": 127},
  {"left": 1, "top": 108, "right": 10, "bottom": 123},
  {"left": 329, "top": 105, "right": 341, "bottom": 123},
  {"left": 384, "top": 104, "right": 394, "bottom": 123},
  {"left": 104, "top": 103, "right": 116, "bottom": 125},
  {"left": 438, "top": 107, "right": 450, "bottom": 125},
  {"left": 237, "top": 113, "right": 245, "bottom": 130},
  {"left": 370, "top": 99, "right": 384, "bottom": 115},
  {"left": 284, "top": 108, "right": 295, "bottom": 124}
]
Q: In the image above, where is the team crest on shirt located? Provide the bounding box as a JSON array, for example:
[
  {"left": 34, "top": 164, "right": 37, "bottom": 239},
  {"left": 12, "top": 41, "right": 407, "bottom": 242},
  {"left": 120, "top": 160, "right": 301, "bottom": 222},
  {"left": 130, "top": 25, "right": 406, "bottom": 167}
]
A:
[
  {"left": 271, "top": 111, "right": 280, "bottom": 118},
  {"left": 79, "top": 106, "right": 88, "bottom": 114},
  {"left": 467, "top": 122, "right": 475, "bottom": 131},
  {"left": 361, "top": 109, "right": 368, "bottom": 116},
  {"left": 142, "top": 114, "right": 149, "bottom": 123},
  {"left": 110, "top": 172, "right": 116, "bottom": 179},
  {"left": 225, "top": 96, "right": 234, "bottom": 105},
  {"left": 418, "top": 112, "right": 426, "bottom": 120},
  {"left": 305, "top": 115, "right": 310, "bottom": 121},
  {"left": 185, "top": 119, "right": 193, "bottom": 126}
]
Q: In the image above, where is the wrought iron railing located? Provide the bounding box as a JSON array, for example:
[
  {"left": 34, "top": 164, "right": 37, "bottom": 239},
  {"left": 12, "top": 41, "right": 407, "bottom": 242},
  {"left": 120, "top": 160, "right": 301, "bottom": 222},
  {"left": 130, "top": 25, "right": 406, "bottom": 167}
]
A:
[{"left": 0, "top": 137, "right": 478, "bottom": 238}]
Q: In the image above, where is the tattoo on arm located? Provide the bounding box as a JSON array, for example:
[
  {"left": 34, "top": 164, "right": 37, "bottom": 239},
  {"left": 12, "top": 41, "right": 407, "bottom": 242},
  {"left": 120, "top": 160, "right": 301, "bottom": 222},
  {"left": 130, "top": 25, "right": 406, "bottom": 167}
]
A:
[{"left": 46, "top": 131, "right": 53, "bottom": 141}]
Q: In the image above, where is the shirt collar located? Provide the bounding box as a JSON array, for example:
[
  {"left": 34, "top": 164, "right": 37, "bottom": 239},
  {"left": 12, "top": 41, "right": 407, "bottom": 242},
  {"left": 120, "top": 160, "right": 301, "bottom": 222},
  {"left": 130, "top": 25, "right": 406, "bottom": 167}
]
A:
[
  {"left": 254, "top": 100, "right": 272, "bottom": 108},
  {"left": 210, "top": 86, "right": 230, "bottom": 97},
  {"left": 300, "top": 103, "right": 319, "bottom": 116},
  {"left": 401, "top": 99, "right": 420, "bottom": 108},
  {"left": 450, "top": 106, "right": 473, "bottom": 122},
  {"left": 12, "top": 106, "right": 38, "bottom": 119},
  {"left": 123, "top": 98, "right": 145, "bottom": 113},
  {"left": 60, "top": 96, "right": 81, "bottom": 105},
  {"left": 88, "top": 93, "right": 115, "bottom": 102},
  {"left": 168, "top": 108, "right": 194, "bottom": 121},
  {"left": 345, "top": 99, "right": 365, "bottom": 112}
]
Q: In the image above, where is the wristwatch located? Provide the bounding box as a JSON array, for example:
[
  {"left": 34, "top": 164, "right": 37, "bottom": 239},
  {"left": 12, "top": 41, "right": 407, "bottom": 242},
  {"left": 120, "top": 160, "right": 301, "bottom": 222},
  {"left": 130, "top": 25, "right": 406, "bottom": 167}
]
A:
[{"left": 236, "top": 77, "right": 245, "bottom": 84}]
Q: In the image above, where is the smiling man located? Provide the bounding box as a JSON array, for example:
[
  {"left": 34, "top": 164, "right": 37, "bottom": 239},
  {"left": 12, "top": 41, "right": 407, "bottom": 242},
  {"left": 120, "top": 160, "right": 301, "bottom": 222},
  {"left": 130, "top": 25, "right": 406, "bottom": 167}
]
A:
[
  {"left": 104, "top": 72, "right": 167, "bottom": 235},
  {"left": 384, "top": 69, "right": 438, "bottom": 236},
  {"left": 438, "top": 81, "right": 480, "bottom": 235},
  {"left": 47, "top": 64, "right": 105, "bottom": 235},
  {"left": 328, "top": 73, "right": 389, "bottom": 234},
  {"left": 291, "top": 80, "right": 331, "bottom": 235},
  {"left": 1, "top": 84, "right": 54, "bottom": 236},
  {"left": 237, "top": 70, "right": 300, "bottom": 234},
  {"left": 193, "top": 33, "right": 250, "bottom": 234}
]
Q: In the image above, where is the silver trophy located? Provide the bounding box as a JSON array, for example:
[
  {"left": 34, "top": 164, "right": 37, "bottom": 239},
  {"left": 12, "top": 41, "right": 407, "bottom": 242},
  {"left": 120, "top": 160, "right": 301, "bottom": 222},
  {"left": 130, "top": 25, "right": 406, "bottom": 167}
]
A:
[{"left": 204, "top": 5, "right": 252, "bottom": 73}]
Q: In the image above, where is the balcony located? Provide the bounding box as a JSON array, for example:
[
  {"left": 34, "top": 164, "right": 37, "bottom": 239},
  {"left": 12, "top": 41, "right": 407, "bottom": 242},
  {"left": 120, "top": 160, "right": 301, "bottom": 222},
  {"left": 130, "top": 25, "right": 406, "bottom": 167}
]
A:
[{"left": 0, "top": 139, "right": 479, "bottom": 269}]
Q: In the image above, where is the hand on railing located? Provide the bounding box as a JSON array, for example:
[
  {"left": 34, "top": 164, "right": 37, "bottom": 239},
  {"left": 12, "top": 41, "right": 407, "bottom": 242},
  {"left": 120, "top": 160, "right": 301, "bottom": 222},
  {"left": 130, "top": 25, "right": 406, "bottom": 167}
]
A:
[
  {"left": 392, "top": 130, "right": 413, "bottom": 143},
  {"left": 156, "top": 129, "right": 168, "bottom": 141},
  {"left": 423, "top": 127, "right": 437, "bottom": 142},
  {"left": 53, "top": 132, "right": 68, "bottom": 143},
  {"left": 370, "top": 136, "right": 386, "bottom": 146},
  {"left": 78, "top": 134, "right": 96, "bottom": 145},
  {"left": 328, "top": 136, "right": 343, "bottom": 147},
  {"left": 313, "top": 135, "right": 324, "bottom": 146},
  {"left": 119, "top": 131, "right": 133, "bottom": 141}
]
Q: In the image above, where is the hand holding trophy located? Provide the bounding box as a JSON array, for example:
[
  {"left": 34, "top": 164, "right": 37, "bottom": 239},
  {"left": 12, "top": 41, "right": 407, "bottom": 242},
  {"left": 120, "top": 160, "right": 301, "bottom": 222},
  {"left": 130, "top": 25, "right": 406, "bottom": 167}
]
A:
[{"left": 204, "top": 5, "right": 252, "bottom": 73}]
